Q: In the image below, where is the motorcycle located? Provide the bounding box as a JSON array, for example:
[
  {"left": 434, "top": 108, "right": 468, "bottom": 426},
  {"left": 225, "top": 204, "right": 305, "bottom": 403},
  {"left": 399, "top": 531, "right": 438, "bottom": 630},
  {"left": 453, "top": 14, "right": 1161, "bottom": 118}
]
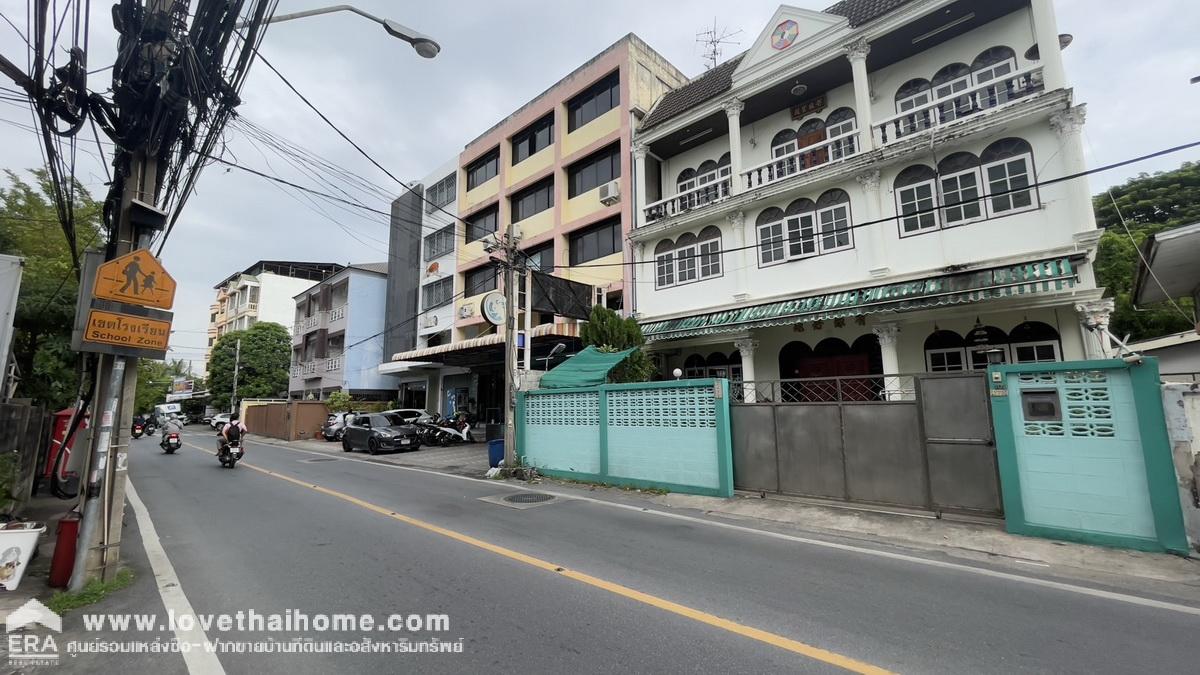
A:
[
  {"left": 218, "top": 440, "right": 243, "bottom": 468},
  {"left": 131, "top": 422, "right": 145, "bottom": 439},
  {"left": 144, "top": 422, "right": 157, "bottom": 437},
  {"left": 160, "top": 431, "right": 181, "bottom": 454},
  {"left": 423, "top": 412, "right": 474, "bottom": 445}
]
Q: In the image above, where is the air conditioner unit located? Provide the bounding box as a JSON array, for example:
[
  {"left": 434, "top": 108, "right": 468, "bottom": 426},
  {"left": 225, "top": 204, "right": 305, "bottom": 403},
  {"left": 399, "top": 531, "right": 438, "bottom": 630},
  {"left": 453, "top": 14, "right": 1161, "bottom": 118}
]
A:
[
  {"left": 598, "top": 180, "right": 621, "bottom": 206},
  {"left": 420, "top": 314, "right": 439, "bottom": 329},
  {"left": 458, "top": 305, "right": 475, "bottom": 319}
]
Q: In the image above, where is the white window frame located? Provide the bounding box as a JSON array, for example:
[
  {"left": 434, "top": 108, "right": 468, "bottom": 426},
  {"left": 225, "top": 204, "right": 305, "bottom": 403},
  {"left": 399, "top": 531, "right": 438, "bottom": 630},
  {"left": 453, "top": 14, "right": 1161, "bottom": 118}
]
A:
[
  {"left": 826, "top": 118, "right": 857, "bottom": 160},
  {"left": 817, "top": 204, "right": 852, "bottom": 253},
  {"left": 925, "top": 347, "right": 966, "bottom": 373},
  {"left": 972, "top": 57, "right": 1017, "bottom": 86},
  {"left": 698, "top": 239, "right": 721, "bottom": 278},
  {"left": 897, "top": 179, "right": 939, "bottom": 235},
  {"left": 939, "top": 168, "right": 985, "bottom": 226},
  {"left": 1012, "top": 340, "right": 1060, "bottom": 364},
  {"left": 758, "top": 221, "right": 786, "bottom": 265},
  {"left": 982, "top": 153, "right": 1036, "bottom": 217},
  {"left": 933, "top": 75, "right": 972, "bottom": 122},
  {"left": 897, "top": 89, "right": 931, "bottom": 114},
  {"left": 676, "top": 245, "right": 698, "bottom": 283},
  {"left": 785, "top": 213, "right": 817, "bottom": 258},
  {"left": 655, "top": 252, "right": 675, "bottom": 289}
]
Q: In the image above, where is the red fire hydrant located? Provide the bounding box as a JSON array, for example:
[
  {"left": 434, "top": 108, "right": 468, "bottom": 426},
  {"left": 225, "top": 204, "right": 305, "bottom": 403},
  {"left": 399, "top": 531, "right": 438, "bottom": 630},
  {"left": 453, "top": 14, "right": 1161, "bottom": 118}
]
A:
[{"left": 48, "top": 511, "right": 81, "bottom": 588}]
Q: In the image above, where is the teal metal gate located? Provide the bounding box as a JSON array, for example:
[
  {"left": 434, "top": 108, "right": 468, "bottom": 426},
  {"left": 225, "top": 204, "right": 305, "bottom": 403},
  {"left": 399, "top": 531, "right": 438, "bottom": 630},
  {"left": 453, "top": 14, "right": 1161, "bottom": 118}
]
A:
[{"left": 988, "top": 359, "right": 1188, "bottom": 554}]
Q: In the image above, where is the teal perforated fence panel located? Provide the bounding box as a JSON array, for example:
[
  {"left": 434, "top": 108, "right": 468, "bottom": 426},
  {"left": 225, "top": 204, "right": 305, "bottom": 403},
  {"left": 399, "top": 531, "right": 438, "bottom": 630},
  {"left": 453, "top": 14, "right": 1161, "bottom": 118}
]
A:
[{"left": 518, "top": 379, "right": 734, "bottom": 497}]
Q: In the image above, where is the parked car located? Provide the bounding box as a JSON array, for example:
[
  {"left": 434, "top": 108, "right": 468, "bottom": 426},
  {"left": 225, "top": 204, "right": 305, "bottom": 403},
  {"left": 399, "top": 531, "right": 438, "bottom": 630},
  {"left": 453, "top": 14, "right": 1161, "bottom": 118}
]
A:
[
  {"left": 341, "top": 413, "right": 422, "bottom": 454},
  {"left": 321, "top": 412, "right": 356, "bottom": 441},
  {"left": 210, "top": 413, "right": 231, "bottom": 430},
  {"left": 383, "top": 408, "right": 435, "bottom": 424}
]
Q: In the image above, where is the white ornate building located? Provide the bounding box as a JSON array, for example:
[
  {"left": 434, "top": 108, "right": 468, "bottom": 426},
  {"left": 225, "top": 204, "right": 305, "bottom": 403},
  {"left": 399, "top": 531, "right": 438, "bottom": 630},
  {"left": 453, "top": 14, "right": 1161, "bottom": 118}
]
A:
[{"left": 629, "top": 0, "right": 1111, "bottom": 393}]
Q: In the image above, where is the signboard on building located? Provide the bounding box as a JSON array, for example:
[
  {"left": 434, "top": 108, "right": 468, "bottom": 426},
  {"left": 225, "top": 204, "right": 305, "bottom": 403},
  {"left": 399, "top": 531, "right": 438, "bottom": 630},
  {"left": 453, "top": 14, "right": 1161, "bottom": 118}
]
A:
[
  {"left": 531, "top": 272, "right": 594, "bottom": 321},
  {"left": 171, "top": 378, "right": 193, "bottom": 396},
  {"left": 790, "top": 95, "right": 826, "bottom": 120}
]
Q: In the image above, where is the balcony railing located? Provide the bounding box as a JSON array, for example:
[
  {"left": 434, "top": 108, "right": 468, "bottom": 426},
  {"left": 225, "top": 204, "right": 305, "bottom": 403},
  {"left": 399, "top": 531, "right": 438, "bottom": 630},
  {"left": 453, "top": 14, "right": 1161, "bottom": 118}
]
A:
[
  {"left": 643, "top": 168, "right": 732, "bottom": 224},
  {"left": 301, "top": 313, "right": 323, "bottom": 332},
  {"left": 325, "top": 355, "right": 343, "bottom": 372},
  {"left": 742, "top": 129, "right": 862, "bottom": 191},
  {"left": 874, "top": 65, "right": 1044, "bottom": 146},
  {"left": 328, "top": 305, "right": 347, "bottom": 323},
  {"left": 301, "top": 361, "right": 319, "bottom": 376}
]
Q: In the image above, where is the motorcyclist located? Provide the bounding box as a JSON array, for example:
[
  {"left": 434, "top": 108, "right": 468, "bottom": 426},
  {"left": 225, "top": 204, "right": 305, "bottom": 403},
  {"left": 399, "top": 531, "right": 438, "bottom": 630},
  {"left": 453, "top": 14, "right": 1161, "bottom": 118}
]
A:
[
  {"left": 160, "top": 415, "right": 183, "bottom": 450},
  {"left": 217, "top": 412, "right": 248, "bottom": 455}
]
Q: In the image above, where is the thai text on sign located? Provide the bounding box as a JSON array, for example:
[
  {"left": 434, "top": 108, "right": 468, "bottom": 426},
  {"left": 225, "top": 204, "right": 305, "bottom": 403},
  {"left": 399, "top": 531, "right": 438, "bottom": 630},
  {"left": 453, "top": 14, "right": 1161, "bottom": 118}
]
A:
[{"left": 84, "top": 309, "right": 171, "bottom": 351}]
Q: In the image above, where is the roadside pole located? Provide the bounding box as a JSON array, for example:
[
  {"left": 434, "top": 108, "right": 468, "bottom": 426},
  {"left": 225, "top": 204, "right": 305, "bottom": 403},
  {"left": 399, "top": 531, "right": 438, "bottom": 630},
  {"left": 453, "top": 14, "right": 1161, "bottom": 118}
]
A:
[
  {"left": 502, "top": 238, "right": 520, "bottom": 467},
  {"left": 231, "top": 338, "right": 242, "bottom": 414}
]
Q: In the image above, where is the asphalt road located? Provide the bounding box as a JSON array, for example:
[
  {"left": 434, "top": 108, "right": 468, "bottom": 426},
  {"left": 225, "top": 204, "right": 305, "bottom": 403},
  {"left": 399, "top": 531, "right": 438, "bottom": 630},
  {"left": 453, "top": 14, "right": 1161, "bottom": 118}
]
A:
[{"left": 75, "top": 432, "right": 1200, "bottom": 674}]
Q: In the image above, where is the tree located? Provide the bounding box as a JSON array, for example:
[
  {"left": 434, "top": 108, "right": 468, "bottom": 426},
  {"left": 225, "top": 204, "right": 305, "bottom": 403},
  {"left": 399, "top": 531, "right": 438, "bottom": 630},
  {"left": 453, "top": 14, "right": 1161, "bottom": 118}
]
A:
[
  {"left": 0, "top": 169, "right": 104, "bottom": 409},
  {"left": 1092, "top": 163, "right": 1197, "bottom": 341},
  {"left": 579, "top": 305, "right": 655, "bottom": 383},
  {"left": 133, "top": 359, "right": 192, "bottom": 416},
  {"left": 325, "top": 391, "right": 352, "bottom": 412},
  {"left": 207, "top": 322, "right": 291, "bottom": 411}
]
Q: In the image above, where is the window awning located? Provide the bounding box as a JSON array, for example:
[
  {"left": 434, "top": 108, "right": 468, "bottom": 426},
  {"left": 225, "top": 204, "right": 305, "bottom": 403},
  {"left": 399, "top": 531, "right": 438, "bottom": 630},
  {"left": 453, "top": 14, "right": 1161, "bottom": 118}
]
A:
[
  {"left": 390, "top": 322, "right": 582, "bottom": 366},
  {"left": 539, "top": 345, "right": 636, "bottom": 389},
  {"left": 641, "top": 258, "right": 1077, "bottom": 341}
]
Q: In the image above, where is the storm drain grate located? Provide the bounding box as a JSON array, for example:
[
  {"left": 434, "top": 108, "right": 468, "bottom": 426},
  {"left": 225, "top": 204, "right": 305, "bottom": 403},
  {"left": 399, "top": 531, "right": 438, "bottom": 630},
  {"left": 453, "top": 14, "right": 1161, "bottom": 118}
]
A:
[
  {"left": 478, "top": 492, "right": 564, "bottom": 510},
  {"left": 504, "top": 493, "right": 555, "bottom": 504},
  {"left": 301, "top": 457, "right": 340, "bottom": 463}
]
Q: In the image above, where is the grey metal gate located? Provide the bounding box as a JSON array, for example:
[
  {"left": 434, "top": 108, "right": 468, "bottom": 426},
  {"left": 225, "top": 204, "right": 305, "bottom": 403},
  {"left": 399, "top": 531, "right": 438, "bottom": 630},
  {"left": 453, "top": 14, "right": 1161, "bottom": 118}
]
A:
[{"left": 731, "top": 373, "right": 1001, "bottom": 515}]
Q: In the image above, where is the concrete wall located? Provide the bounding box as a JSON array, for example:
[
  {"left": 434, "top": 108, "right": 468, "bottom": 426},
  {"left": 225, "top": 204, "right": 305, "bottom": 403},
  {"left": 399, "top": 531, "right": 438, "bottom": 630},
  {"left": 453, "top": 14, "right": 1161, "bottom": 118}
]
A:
[
  {"left": 1162, "top": 383, "right": 1200, "bottom": 554},
  {"left": 385, "top": 191, "right": 423, "bottom": 358},
  {"left": 417, "top": 157, "right": 460, "bottom": 347},
  {"left": 1145, "top": 343, "right": 1200, "bottom": 376},
  {"left": 344, "top": 270, "right": 395, "bottom": 393},
  {"left": 259, "top": 273, "right": 319, "bottom": 332}
]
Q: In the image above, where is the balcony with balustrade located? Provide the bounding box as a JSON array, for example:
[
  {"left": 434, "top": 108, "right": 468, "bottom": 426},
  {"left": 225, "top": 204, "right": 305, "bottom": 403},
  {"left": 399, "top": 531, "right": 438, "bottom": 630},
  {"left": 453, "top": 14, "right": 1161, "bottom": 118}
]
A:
[{"left": 633, "top": 0, "right": 1065, "bottom": 237}]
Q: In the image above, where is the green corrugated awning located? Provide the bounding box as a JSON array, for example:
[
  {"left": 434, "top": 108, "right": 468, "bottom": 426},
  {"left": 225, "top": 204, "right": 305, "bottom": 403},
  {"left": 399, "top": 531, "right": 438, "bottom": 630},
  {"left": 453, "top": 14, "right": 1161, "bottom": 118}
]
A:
[
  {"left": 539, "top": 346, "right": 637, "bottom": 389},
  {"left": 642, "top": 258, "right": 1077, "bottom": 341}
]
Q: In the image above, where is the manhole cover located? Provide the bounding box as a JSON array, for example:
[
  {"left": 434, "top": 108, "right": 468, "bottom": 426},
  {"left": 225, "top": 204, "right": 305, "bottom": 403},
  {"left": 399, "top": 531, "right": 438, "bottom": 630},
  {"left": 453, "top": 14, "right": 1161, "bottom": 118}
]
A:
[{"left": 504, "top": 492, "right": 554, "bottom": 504}]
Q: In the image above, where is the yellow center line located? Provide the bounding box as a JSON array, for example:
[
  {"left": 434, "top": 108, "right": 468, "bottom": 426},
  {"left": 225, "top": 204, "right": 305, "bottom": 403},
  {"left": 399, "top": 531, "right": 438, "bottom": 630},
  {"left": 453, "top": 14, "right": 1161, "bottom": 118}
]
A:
[{"left": 180, "top": 440, "right": 894, "bottom": 674}]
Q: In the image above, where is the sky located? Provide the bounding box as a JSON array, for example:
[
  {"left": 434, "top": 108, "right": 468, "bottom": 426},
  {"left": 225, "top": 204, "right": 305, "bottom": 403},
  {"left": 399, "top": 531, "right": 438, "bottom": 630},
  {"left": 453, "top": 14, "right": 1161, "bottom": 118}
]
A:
[{"left": 1, "top": 0, "right": 1198, "bottom": 372}]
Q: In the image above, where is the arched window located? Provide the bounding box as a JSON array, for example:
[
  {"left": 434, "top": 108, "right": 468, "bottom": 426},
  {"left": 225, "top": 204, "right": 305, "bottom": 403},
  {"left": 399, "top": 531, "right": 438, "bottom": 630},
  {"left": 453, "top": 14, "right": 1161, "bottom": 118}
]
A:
[
  {"left": 816, "top": 189, "right": 853, "bottom": 253},
  {"left": 778, "top": 341, "right": 813, "bottom": 380},
  {"left": 654, "top": 238, "right": 675, "bottom": 289},
  {"left": 937, "top": 152, "right": 983, "bottom": 226},
  {"left": 924, "top": 329, "right": 966, "bottom": 372},
  {"left": 964, "top": 324, "right": 1009, "bottom": 370},
  {"left": 895, "top": 78, "right": 932, "bottom": 113},
  {"left": 971, "top": 46, "right": 1018, "bottom": 85},
  {"left": 930, "top": 63, "right": 973, "bottom": 122},
  {"left": 757, "top": 207, "right": 786, "bottom": 265},
  {"left": 797, "top": 117, "right": 826, "bottom": 144},
  {"left": 980, "top": 138, "right": 1036, "bottom": 216},
  {"left": 814, "top": 338, "right": 850, "bottom": 357},
  {"left": 676, "top": 167, "right": 697, "bottom": 194},
  {"left": 825, "top": 107, "right": 858, "bottom": 158},
  {"left": 771, "top": 128, "right": 798, "bottom": 159},
  {"left": 697, "top": 159, "right": 718, "bottom": 177},
  {"left": 697, "top": 225, "right": 722, "bottom": 278},
  {"left": 783, "top": 198, "right": 817, "bottom": 259},
  {"left": 796, "top": 118, "right": 828, "bottom": 170},
  {"left": 674, "top": 232, "right": 699, "bottom": 283},
  {"left": 705, "top": 352, "right": 729, "bottom": 378},
  {"left": 1009, "top": 321, "right": 1061, "bottom": 363},
  {"left": 728, "top": 350, "right": 743, "bottom": 382},
  {"left": 894, "top": 165, "right": 939, "bottom": 234},
  {"left": 683, "top": 354, "right": 706, "bottom": 378}
]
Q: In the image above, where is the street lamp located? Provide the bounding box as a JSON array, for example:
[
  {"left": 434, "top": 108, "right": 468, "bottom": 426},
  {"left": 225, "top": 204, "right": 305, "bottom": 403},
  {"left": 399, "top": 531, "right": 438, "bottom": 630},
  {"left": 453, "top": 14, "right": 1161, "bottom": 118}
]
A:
[
  {"left": 983, "top": 348, "right": 1006, "bottom": 365},
  {"left": 246, "top": 5, "right": 441, "bottom": 58},
  {"left": 673, "top": 368, "right": 683, "bottom": 380},
  {"left": 540, "top": 342, "right": 566, "bottom": 371}
]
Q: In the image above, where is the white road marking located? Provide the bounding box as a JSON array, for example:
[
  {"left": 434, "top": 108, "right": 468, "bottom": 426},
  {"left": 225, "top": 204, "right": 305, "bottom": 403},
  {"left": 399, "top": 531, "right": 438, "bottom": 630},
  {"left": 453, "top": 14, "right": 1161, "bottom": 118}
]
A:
[
  {"left": 126, "top": 479, "right": 226, "bottom": 674},
  {"left": 242, "top": 438, "right": 1200, "bottom": 618}
]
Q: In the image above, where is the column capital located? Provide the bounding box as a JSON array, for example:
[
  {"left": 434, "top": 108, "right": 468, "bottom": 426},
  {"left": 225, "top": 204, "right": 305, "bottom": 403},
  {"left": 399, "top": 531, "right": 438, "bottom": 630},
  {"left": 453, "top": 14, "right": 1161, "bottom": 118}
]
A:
[
  {"left": 1050, "top": 104, "right": 1087, "bottom": 137},
  {"left": 855, "top": 169, "right": 881, "bottom": 192},
  {"left": 844, "top": 37, "right": 871, "bottom": 61},
  {"left": 1075, "top": 298, "right": 1114, "bottom": 329},
  {"left": 871, "top": 322, "right": 900, "bottom": 346},
  {"left": 733, "top": 338, "right": 759, "bottom": 356},
  {"left": 632, "top": 142, "right": 648, "bottom": 160},
  {"left": 726, "top": 210, "right": 745, "bottom": 232},
  {"left": 722, "top": 98, "right": 745, "bottom": 118}
]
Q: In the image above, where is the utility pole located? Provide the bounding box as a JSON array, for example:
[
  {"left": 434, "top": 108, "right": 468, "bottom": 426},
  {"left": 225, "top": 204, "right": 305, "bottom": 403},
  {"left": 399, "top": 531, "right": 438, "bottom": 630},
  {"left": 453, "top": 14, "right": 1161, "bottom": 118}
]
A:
[
  {"left": 70, "top": 0, "right": 183, "bottom": 590},
  {"left": 231, "top": 337, "right": 242, "bottom": 414},
  {"left": 486, "top": 224, "right": 523, "bottom": 468}
]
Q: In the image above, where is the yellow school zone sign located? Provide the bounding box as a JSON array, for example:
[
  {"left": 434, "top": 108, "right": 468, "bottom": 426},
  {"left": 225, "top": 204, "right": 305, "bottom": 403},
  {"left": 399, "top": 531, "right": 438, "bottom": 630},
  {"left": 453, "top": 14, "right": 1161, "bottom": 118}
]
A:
[
  {"left": 94, "top": 249, "right": 176, "bottom": 310},
  {"left": 83, "top": 309, "right": 172, "bottom": 351}
]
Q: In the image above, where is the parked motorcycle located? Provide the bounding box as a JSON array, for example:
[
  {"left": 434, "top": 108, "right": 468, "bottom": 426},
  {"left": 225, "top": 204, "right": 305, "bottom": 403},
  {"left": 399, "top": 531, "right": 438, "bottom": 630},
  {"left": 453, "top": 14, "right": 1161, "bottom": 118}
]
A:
[
  {"left": 131, "top": 422, "right": 145, "bottom": 439},
  {"left": 160, "top": 431, "right": 181, "bottom": 454},
  {"left": 420, "top": 412, "right": 475, "bottom": 445},
  {"left": 218, "top": 440, "right": 243, "bottom": 468}
]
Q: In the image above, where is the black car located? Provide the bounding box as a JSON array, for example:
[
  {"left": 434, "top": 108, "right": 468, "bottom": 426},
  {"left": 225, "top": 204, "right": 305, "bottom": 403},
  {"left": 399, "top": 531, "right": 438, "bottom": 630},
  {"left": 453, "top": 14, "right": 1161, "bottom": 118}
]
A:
[{"left": 341, "top": 413, "right": 422, "bottom": 454}]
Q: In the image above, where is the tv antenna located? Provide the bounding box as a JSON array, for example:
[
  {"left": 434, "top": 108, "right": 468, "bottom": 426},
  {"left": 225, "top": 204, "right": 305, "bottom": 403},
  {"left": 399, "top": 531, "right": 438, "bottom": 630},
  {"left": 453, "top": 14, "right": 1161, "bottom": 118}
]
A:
[{"left": 696, "top": 19, "right": 742, "bottom": 70}]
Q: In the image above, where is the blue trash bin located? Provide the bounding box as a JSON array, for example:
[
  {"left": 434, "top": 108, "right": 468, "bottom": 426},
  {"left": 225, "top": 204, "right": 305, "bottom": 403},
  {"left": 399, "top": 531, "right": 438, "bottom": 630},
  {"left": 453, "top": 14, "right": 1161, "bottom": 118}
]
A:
[{"left": 487, "top": 439, "right": 504, "bottom": 468}]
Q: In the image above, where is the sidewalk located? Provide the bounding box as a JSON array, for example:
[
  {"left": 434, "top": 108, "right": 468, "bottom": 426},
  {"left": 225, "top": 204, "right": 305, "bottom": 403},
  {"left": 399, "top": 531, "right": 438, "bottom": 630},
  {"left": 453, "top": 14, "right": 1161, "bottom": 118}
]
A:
[
  {"left": 252, "top": 434, "right": 1200, "bottom": 600},
  {"left": 0, "top": 492, "right": 78, "bottom": 616}
]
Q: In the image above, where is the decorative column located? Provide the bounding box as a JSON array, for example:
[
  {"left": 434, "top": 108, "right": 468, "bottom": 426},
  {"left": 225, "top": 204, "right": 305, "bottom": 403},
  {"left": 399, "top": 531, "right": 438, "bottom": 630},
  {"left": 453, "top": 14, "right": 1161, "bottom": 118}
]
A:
[
  {"left": 1075, "top": 299, "right": 1115, "bottom": 359},
  {"left": 722, "top": 98, "right": 746, "bottom": 195},
  {"left": 855, "top": 170, "right": 888, "bottom": 275},
  {"left": 1049, "top": 105, "right": 1096, "bottom": 234},
  {"left": 733, "top": 338, "right": 759, "bottom": 403},
  {"left": 1030, "top": 0, "right": 1067, "bottom": 92},
  {"left": 632, "top": 142, "right": 649, "bottom": 229},
  {"left": 844, "top": 38, "right": 875, "bottom": 151},
  {"left": 727, "top": 210, "right": 749, "bottom": 302},
  {"left": 872, "top": 323, "right": 902, "bottom": 400}
]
